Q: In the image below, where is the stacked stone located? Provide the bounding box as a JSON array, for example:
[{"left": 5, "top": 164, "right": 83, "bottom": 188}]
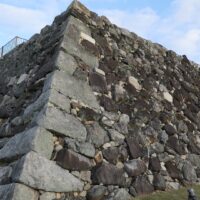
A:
[{"left": 1, "top": 0, "right": 200, "bottom": 200}]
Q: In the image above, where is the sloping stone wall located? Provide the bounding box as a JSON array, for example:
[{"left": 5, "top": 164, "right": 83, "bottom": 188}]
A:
[{"left": 1, "top": 0, "right": 200, "bottom": 199}]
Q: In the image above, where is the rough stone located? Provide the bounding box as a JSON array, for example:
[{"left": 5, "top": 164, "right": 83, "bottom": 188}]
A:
[
  {"left": 92, "top": 162, "right": 125, "bottom": 186},
  {"left": 124, "top": 159, "right": 146, "bottom": 177},
  {"left": 149, "top": 157, "right": 161, "bottom": 172},
  {"left": 87, "top": 185, "right": 106, "bottom": 200},
  {"left": 40, "top": 192, "right": 56, "bottom": 200},
  {"left": 12, "top": 151, "right": 84, "bottom": 192},
  {"left": 23, "top": 88, "right": 71, "bottom": 121},
  {"left": 111, "top": 188, "right": 132, "bottom": 200},
  {"left": 0, "top": 166, "right": 12, "bottom": 185},
  {"left": 55, "top": 149, "right": 95, "bottom": 171},
  {"left": 182, "top": 162, "right": 197, "bottom": 182},
  {"left": 34, "top": 104, "right": 87, "bottom": 141},
  {"left": 0, "top": 126, "right": 53, "bottom": 161},
  {"left": 86, "top": 122, "right": 109, "bottom": 148},
  {"left": 133, "top": 175, "right": 154, "bottom": 195},
  {"left": 128, "top": 76, "right": 142, "bottom": 91},
  {"left": 43, "top": 70, "right": 100, "bottom": 110},
  {"left": 0, "top": 183, "right": 39, "bottom": 200},
  {"left": 127, "top": 137, "right": 143, "bottom": 159},
  {"left": 153, "top": 174, "right": 166, "bottom": 191}
]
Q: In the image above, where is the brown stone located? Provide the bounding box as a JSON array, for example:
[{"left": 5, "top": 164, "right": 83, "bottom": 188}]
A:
[
  {"left": 126, "top": 137, "right": 143, "bottom": 159},
  {"left": 55, "top": 149, "right": 94, "bottom": 171},
  {"left": 92, "top": 163, "right": 125, "bottom": 186}
]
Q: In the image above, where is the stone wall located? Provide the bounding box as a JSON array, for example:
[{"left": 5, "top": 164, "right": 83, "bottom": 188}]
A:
[{"left": 1, "top": 1, "right": 200, "bottom": 199}]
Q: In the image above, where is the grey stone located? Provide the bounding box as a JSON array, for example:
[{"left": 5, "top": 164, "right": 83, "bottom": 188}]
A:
[
  {"left": 114, "top": 114, "right": 130, "bottom": 134},
  {"left": 61, "top": 16, "right": 99, "bottom": 68},
  {"left": 0, "top": 137, "right": 9, "bottom": 149},
  {"left": 12, "top": 151, "right": 84, "bottom": 192},
  {"left": 40, "top": 192, "right": 56, "bottom": 200},
  {"left": 108, "top": 129, "right": 125, "bottom": 144},
  {"left": 0, "top": 183, "right": 39, "bottom": 200},
  {"left": 55, "top": 50, "right": 78, "bottom": 74},
  {"left": 86, "top": 122, "right": 109, "bottom": 148},
  {"left": 153, "top": 174, "right": 166, "bottom": 191},
  {"left": 23, "top": 88, "right": 70, "bottom": 122},
  {"left": 64, "top": 138, "right": 95, "bottom": 158},
  {"left": 124, "top": 159, "right": 146, "bottom": 177},
  {"left": 87, "top": 185, "right": 106, "bottom": 200},
  {"left": 188, "top": 154, "right": 200, "bottom": 167},
  {"left": 34, "top": 104, "right": 87, "bottom": 141},
  {"left": 112, "top": 189, "right": 131, "bottom": 200},
  {"left": 92, "top": 162, "right": 126, "bottom": 186},
  {"left": 43, "top": 70, "right": 99, "bottom": 110},
  {"left": 182, "top": 162, "right": 197, "bottom": 182},
  {"left": 0, "top": 166, "right": 12, "bottom": 184},
  {"left": 0, "top": 126, "right": 53, "bottom": 161}
]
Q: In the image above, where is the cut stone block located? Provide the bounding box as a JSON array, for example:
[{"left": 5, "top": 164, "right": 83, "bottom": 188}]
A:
[
  {"left": 60, "top": 15, "right": 99, "bottom": 68},
  {"left": 43, "top": 70, "right": 100, "bottom": 110},
  {"left": 0, "top": 126, "right": 53, "bottom": 161},
  {"left": 23, "top": 88, "right": 70, "bottom": 122},
  {"left": 0, "top": 183, "right": 39, "bottom": 200},
  {"left": 34, "top": 104, "right": 87, "bottom": 141},
  {"left": 12, "top": 151, "right": 84, "bottom": 192}
]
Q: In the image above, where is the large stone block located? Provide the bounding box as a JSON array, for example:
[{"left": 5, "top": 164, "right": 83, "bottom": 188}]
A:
[
  {"left": 43, "top": 70, "right": 99, "bottom": 110},
  {"left": 0, "top": 126, "right": 53, "bottom": 161},
  {"left": 12, "top": 151, "right": 84, "bottom": 192},
  {"left": 60, "top": 15, "right": 99, "bottom": 68},
  {"left": 0, "top": 183, "right": 39, "bottom": 200},
  {"left": 34, "top": 104, "right": 87, "bottom": 141},
  {"left": 56, "top": 149, "right": 95, "bottom": 171},
  {"left": 23, "top": 88, "right": 70, "bottom": 122}
]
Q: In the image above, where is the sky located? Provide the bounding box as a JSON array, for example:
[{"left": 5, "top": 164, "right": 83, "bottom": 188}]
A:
[{"left": 0, "top": 0, "right": 200, "bottom": 63}]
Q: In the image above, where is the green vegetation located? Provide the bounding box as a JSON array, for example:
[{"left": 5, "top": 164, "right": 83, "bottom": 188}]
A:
[{"left": 135, "top": 185, "right": 200, "bottom": 200}]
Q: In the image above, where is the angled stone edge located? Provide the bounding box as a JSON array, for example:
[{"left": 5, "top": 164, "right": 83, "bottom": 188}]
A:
[
  {"left": 0, "top": 126, "right": 54, "bottom": 162},
  {"left": 32, "top": 104, "right": 87, "bottom": 142},
  {"left": 60, "top": 15, "right": 99, "bottom": 68},
  {"left": 11, "top": 151, "right": 84, "bottom": 192},
  {"left": 23, "top": 88, "right": 71, "bottom": 122},
  {"left": 0, "top": 183, "right": 39, "bottom": 200},
  {"left": 43, "top": 70, "right": 100, "bottom": 110}
]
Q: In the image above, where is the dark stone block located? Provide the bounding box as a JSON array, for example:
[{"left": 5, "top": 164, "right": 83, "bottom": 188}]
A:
[
  {"left": 127, "top": 137, "right": 143, "bottom": 159},
  {"left": 92, "top": 163, "right": 125, "bottom": 186},
  {"left": 149, "top": 157, "right": 161, "bottom": 172},
  {"left": 55, "top": 149, "right": 94, "bottom": 171}
]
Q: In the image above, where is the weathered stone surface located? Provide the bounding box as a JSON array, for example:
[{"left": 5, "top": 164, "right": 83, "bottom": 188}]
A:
[
  {"left": 111, "top": 188, "right": 132, "bottom": 200},
  {"left": 153, "top": 174, "right": 166, "bottom": 191},
  {"left": 133, "top": 176, "right": 154, "bottom": 195},
  {"left": 163, "top": 124, "right": 176, "bottom": 136},
  {"left": 0, "top": 137, "right": 9, "bottom": 149},
  {"left": 92, "top": 163, "right": 125, "bottom": 186},
  {"left": 87, "top": 185, "right": 106, "bottom": 200},
  {"left": 23, "top": 88, "right": 70, "bottom": 121},
  {"left": 65, "top": 138, "right": 95, "bottom": 158},
  {"left": 165, "top": 161, "right": 182, "bottom": 180},
  {"left": 102, "top": 147, "right": 119, "bottom": 165},
  {"left": 124, "top": 159, "right": 146, "bottom": 177},
  {"left": 86, "top": 122, "right": 109, "bottom": 148},
  {"left": 40, "top": 192, "right": 56, "bottom": 200},
  {"left": 12, "top": 151, "right": 84, "bottom": 192},
  {"left": 0, "top": 126, "right": 53, "bottom": 161},
  {"left": 56, "top": 149, "right": 94, "bottom": 171},
  {"left": 0, "top": 183, "right": 39, "bottom": 200},
  {"left": 61, "top": 15, "right": 99, "bottom": 68},
  {"left": 128, "top": 76, "right": 142, "bottom": 91},
  {"left": 55, "top": 50, "right": 78, "bottom": 74},
  {"left": 0, "top": 166, "right": 12, "bottom": 184},
  {"left": 127, "top": 137, "right": 143, "bottom": 159},
  {"left": 182, "top": 162, "right": 197, "bottom": 182},
  {"left": 43, "top": 70, "right": 99, "bottom": 109},
  {"left": 149, "top": 157, "right": 161, "bottom": 172},
  {"left": 163, "top": 92, "right": 173, "bottom": 103},
  {"left": 34, "top": 105, "right": 87, "bottom": 141},
  {"left": 89, "top": 71, "right": 108, "bottom": 93}
]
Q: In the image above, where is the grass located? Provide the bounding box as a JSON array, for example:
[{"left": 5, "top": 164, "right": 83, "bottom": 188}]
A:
[{"left": 134, "top": 185, "right": 200, "bottom": 200}]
